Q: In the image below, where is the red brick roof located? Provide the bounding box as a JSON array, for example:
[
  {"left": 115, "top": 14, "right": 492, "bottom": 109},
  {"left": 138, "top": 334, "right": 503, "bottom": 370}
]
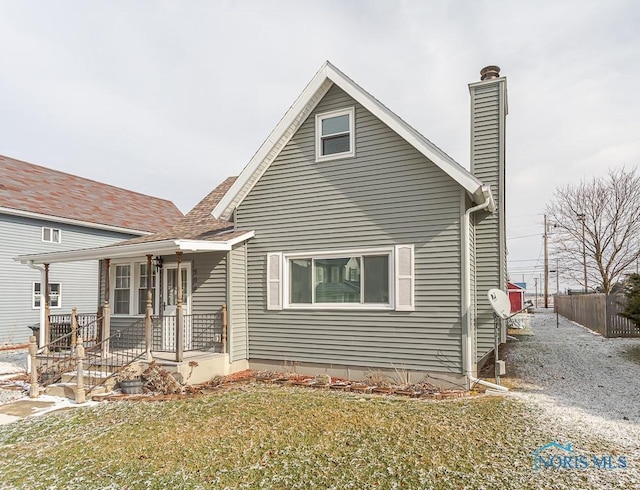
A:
[
  {"left": 121, "top": 177, "right": 237, "bottom": 245},
  {"left": 0, "top": 155, "right": 183, "bottom": 233}
]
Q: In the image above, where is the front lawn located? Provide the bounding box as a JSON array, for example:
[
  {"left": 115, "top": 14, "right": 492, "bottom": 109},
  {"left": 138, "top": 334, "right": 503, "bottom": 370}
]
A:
[{"left": 0, "top": 385, "right": 631, "bottom": 489}]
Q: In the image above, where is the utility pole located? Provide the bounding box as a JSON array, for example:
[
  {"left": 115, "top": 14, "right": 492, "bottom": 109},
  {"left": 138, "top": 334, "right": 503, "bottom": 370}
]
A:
[
  {"left": 577, "top": 213, "right": 587, "bottom": 293},
  {"left": 544, "top": 214, "right": 549, "bottom": 308},
  {"left": 534, "top": 277, "right": 538, "bottom": 307}
]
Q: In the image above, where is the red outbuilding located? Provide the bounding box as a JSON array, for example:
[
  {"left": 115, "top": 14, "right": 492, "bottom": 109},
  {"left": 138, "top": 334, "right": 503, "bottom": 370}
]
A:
[{"left": 508, "top": 281, "right": 526, "bottom": 313}]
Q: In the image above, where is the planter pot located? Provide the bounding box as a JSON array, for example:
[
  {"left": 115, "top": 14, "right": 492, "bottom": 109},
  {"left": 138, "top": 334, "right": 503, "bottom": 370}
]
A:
[{"left": 119, "top": 379, "right": 145, "bottom": 395}]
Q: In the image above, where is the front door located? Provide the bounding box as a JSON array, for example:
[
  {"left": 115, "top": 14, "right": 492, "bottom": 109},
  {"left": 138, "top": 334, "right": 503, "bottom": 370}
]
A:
[{"left": 162, "top": 264, "right": 192, "bottom": 350}]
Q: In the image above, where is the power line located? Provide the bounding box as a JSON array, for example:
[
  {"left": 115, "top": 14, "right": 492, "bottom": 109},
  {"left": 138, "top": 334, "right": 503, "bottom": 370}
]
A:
[{"left": 507, "top": 233, "right": 542, "bottom": 241}]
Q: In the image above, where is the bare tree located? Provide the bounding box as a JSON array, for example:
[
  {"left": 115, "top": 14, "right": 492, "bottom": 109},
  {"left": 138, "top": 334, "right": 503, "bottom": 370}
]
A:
[{"left": 546, "top": 167, "right": 640, "bottom": 294}]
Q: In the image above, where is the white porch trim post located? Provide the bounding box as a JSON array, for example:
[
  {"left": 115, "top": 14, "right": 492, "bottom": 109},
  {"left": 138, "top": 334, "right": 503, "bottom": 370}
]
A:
[
  {"left": 102, "top": 259, "right": 111, "bottom": 357},
  {"left": 175, "top": 251, "right": 184, "bottom": 362},
  {"left": 145, "top": 254, "right": 153, "bottom": 361},
  {"left": 43, "top": 264, "right": 50, "bottom": 354}
]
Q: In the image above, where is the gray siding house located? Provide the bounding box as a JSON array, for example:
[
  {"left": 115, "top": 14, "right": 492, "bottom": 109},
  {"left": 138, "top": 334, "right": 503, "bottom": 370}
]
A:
[
  {"left": 2, "top": 155, "right": 183, "bottom": 345},
  {"left": 18, "top": 63, "right": 508, "bottom": 389}
]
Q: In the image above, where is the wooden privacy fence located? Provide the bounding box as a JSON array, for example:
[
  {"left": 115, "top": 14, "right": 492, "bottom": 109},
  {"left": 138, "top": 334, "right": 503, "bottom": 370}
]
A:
[{"left": 555, "top": 293, "right": 640, "bottom": 338}]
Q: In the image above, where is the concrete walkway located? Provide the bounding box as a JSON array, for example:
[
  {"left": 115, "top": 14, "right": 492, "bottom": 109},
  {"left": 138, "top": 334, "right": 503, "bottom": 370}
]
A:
[{"left": 0, "top": 346, "right": 90, "bottom": 425}]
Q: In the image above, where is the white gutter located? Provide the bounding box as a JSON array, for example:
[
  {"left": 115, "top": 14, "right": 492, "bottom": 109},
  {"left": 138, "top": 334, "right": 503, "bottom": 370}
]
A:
[
  {"left": 25, "top": 260, "right": 46, "bottom": 347},
  {"left": 462, "top": 185, "right": 508, "bottom": 392},
  {"left": 0, "top": 206, "right": 154, "bottom": 236}
]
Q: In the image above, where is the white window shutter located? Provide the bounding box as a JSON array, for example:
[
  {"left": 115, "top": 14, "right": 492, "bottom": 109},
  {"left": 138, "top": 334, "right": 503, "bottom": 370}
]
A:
[
  {"left": 395, "top": 245, "right": 415, "bottom": 311},
  {"left": 266, "top": 253, "right": 283, "bottom": 311}
]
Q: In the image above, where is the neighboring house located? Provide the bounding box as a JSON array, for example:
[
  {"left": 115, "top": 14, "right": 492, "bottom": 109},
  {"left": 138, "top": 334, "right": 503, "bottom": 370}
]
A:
[
  {"left": 1, "top": 155, "right": 183, "bottom": 345},
  {"left": 508, "top": 281, "right": 526, "bottom": 313},
  {"left": 17, "top": 62, "right": 508, "bottom": 389}
]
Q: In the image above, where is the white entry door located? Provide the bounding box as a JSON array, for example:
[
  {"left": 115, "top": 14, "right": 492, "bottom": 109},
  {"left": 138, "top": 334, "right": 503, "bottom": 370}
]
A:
[{"left": 162, "top": 264, "right": 192, "bottom": 350}]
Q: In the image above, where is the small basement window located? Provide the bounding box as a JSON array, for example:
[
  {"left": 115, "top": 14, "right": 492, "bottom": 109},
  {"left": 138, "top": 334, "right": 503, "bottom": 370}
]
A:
[{"left": 315, "top": 107, "right": 355, "bottom": 161}]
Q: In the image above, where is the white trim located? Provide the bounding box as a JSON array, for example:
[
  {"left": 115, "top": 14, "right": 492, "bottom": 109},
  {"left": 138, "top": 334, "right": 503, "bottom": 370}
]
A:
[
  {"left": 0, "top": 206, "right": 154, "bottom": 236},
  {"left": 282, "top": 246, "right": 396, "bottom": 310},
  {"left": 212, "top": 61, "right": 490, "bottom": 220},
  {"left": 315, "top": 107, "right": 355, "bottom": 162},
  {"left": 14, "top": 231, "right": 256, "bottom": 264}
]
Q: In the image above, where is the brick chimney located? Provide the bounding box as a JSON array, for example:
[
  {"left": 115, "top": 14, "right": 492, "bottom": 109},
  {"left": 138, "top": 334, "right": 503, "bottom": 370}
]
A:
[{"left": 469, "top": 65, "right": 508, "bottom": 361}]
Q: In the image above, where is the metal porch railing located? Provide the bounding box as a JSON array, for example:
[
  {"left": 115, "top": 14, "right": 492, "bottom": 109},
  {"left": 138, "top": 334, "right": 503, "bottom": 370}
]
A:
[{"left": 151, "top": 312, "right": 223, "bottom": 352}]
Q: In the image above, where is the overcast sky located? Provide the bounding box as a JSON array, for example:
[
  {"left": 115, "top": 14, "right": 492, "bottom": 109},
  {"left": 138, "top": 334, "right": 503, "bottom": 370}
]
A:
[{"left": 1, "top": 1, "right": 639, "bottom": 291}]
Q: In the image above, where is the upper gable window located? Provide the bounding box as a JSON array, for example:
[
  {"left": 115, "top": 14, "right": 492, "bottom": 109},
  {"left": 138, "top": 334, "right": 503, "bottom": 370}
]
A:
[
  {"left": 42, "top": 227, "right": 61, "bottom": 243},
  {"left": 315, "top": 108, "right": 355, "bottom": 162}
]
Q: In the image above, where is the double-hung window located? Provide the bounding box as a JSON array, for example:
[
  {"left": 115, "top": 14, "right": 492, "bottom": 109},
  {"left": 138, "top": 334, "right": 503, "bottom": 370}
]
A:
[
  {"left": 315, "top": 107, "right": 355, "bottom": 161},
  {"left": 267, "top": 245, "right": 414, "bottom": 311},
  {"left": 114, "top": 264, "right": 131, "bottom": 315},
  {"left": 111, "top": 260, "right": 160, "bottom": 315},
  {"left": 33, "top": 282, "right": 61, "bottom": 309}
]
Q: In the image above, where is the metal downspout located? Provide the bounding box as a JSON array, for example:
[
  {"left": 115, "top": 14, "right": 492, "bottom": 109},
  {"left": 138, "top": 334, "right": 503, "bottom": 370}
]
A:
[
  {"left": 463, "top": 186, "right": 508, "bottom": 392},
  {"left": 26, "top": 260, "right": 46, "bottom": 348}
]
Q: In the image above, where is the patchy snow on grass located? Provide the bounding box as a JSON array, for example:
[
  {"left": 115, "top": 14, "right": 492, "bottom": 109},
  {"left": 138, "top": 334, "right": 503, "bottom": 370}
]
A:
[{"left": 503, "top": 308, "right": 640, "bottom": 486}]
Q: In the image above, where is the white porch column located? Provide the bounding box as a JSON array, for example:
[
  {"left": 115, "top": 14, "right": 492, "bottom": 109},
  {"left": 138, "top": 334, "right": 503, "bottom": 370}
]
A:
[
  {"left": 43, "top": 264, "right": 50, "bottom": 354},
  {"left": 175, "top": 251, "right": 184, "bottom": 362},
  {"left": 145, "top": 254, "right": 153, "bottom": 361},
  {"left": 102, "top": 259, "right": 111, "bottom": 357}
]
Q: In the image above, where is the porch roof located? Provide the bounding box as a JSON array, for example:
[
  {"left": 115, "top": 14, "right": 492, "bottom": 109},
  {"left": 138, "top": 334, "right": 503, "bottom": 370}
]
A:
[{"left": 15, "top": 229, "right": 255, "bottom": 264}]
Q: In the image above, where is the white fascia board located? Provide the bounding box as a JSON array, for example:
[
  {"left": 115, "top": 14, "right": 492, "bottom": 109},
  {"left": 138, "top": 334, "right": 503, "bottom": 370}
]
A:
[
  {"left": 176, "top": 231, "right": 254, "bottom": 252},
  {"left": 14, "top": 240, "right": 181, "bottom": 264},
  {"left": 14, "top": 231, "right": 256, "bottom": 264},
  {"left": 212, "top": 64, "right": 333, "bottom": 219},
  {"left": 0, "top": 206, "right": 153, "bottom": 236}
]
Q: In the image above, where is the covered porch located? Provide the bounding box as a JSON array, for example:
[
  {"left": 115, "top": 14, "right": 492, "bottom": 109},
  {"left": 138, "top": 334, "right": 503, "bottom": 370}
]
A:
[{"left": 16, "top": 229, "right": 253, "bottom": 389}]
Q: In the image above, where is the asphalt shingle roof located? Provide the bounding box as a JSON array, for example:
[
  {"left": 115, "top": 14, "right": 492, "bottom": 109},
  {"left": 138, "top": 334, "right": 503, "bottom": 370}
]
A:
[
  {"left": 117, "top": 176, "right": 238, "bottom": 245},
  {"left": 0, "top": 154, "right": 183, "bottom": 233}
]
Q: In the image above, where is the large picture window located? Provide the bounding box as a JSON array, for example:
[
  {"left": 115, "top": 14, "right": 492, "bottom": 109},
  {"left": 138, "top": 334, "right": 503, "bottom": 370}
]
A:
[
  {"left": 267, "top": 246, "right": 414, "bottom": 311},
  {"left": 290, "top": 255, "right": 389, "bottom": 305}
]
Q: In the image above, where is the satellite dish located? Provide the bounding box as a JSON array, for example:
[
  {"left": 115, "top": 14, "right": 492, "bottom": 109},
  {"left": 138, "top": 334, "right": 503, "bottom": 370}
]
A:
[{"left": 487, "top": 288, "right": 511, "bottom": 319}]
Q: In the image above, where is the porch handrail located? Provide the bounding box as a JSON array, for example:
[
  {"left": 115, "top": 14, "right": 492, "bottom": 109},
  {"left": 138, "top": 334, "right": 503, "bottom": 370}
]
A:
[
  {"left": 83, "top": 330, "right": 147, "bottom": 391},
  {"left": 36, "top": 314, "right": 104, "bottom": 387}
]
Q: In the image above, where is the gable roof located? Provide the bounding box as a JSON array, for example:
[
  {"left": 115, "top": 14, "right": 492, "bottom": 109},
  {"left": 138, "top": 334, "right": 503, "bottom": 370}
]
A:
[
  {"left": 15, "top": 176, "right": 254, "bottom": 264},
  {"left": 0, "top": 154, "right": 183, "bottom": 234},
  {"left": 212, "top": 61, "right": 494, "bottom": 220}
]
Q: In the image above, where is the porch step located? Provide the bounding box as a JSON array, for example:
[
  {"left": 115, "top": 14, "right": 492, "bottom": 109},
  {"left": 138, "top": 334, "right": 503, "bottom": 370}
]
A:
[
  {"left": 60, "top": 370, "right": 117, "bottom": 391},
  {"left": 45, "top": 382, "right": 111, "bottom": 399}
]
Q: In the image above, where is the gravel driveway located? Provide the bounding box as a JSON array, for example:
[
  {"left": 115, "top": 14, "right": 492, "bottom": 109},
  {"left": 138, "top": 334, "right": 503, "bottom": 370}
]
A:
[{"left": 503, "top": 309, "right": 640, "bottom": 484}]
